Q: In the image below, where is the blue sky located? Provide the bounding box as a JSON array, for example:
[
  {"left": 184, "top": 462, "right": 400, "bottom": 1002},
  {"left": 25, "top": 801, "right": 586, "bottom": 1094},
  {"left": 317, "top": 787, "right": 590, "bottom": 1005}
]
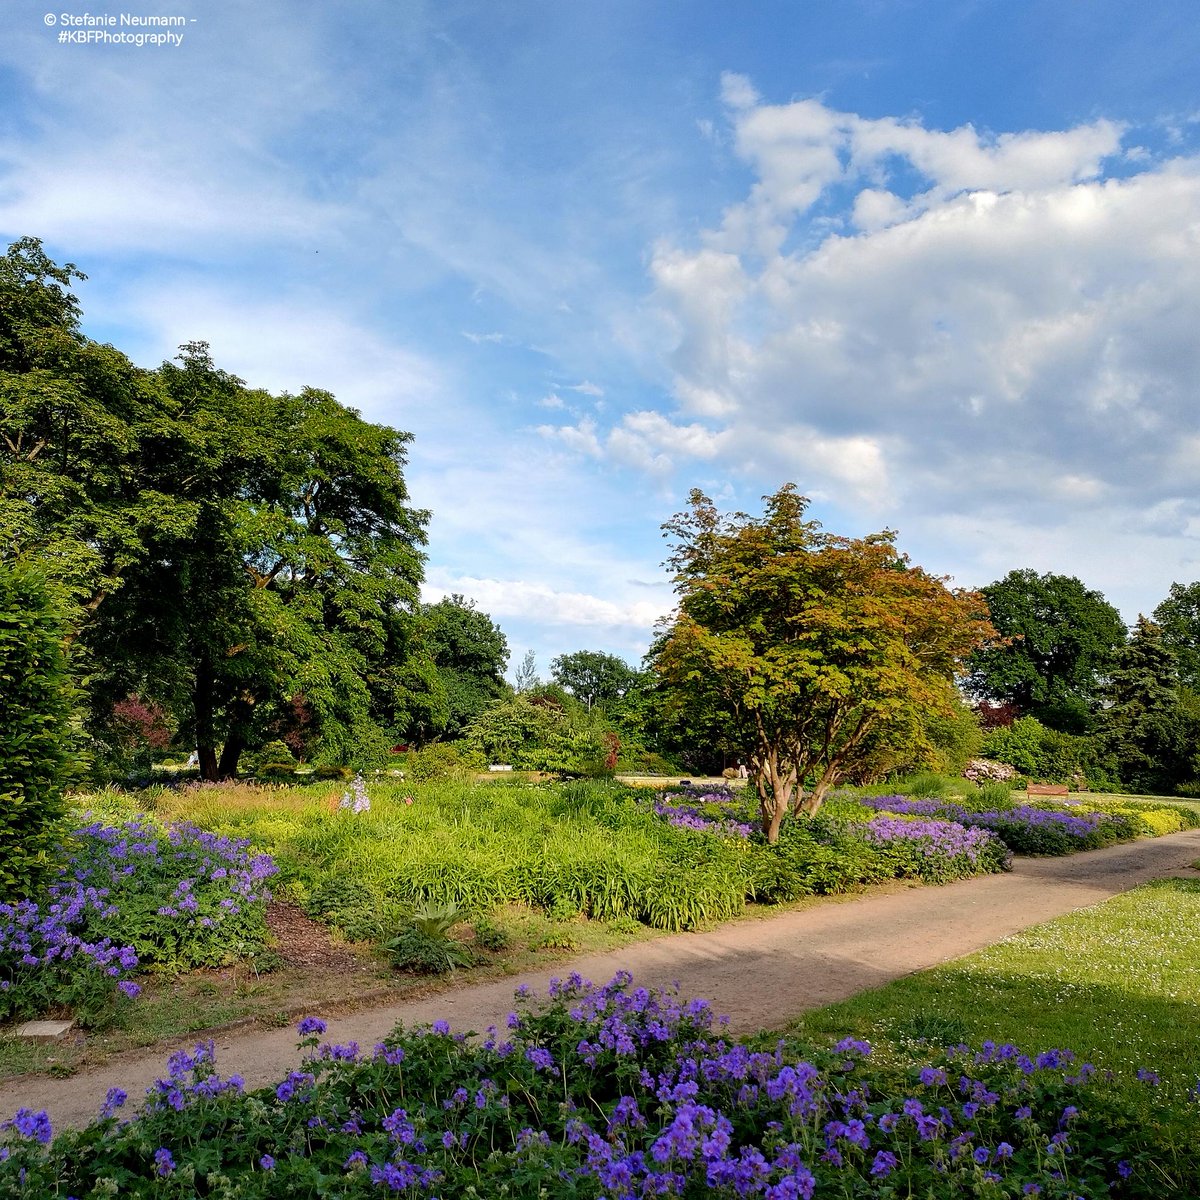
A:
[{"left": 5, "top": 1, "right": 1200, "bottom": 678}]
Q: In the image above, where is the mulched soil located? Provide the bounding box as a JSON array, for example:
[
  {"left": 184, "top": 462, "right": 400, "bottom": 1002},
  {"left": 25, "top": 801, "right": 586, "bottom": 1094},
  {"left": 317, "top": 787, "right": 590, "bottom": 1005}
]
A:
[{"left": 265, "top": 902, "right": 365, "bottom": 972}]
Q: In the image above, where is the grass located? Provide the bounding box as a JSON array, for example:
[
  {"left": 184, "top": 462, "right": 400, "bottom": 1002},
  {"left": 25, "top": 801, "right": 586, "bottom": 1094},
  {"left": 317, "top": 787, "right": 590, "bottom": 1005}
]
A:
[{"left": 788, "top": 875, "right": 1200, "bottom": 1097}]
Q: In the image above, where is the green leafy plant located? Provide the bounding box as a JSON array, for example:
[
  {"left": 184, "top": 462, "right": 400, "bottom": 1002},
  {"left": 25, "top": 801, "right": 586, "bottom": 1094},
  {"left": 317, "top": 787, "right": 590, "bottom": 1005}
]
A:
[
  {"left": 470, "top": 915, "right": 510, "bottom": 952},
  {"left": 385, "top": 900, "right": 474, "bottom": 973}
]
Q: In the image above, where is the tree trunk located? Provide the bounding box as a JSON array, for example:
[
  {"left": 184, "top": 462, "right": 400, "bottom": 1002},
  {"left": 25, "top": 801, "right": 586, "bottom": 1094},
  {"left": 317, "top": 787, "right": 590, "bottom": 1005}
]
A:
[
  {"left": 796, "top": 765, "right": 841, "bottom": 816},
  {"left": 217, "top": 695, "right": 256, "bottom": 779},
  {"left": 194, "top": 654, "right": 220, "bottom": 781},
  {"left": 217, "top": 731, "right": 245, "bottom": 780},
  {"left": 756, "top": 750, "right": 796, "bottom": 844}
]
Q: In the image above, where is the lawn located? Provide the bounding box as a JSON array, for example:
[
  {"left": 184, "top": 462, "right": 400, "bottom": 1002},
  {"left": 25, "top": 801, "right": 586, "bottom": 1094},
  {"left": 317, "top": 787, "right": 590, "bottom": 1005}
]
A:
[{"left": 789, "top": 876, "right": 1200, "bottom": 1095}]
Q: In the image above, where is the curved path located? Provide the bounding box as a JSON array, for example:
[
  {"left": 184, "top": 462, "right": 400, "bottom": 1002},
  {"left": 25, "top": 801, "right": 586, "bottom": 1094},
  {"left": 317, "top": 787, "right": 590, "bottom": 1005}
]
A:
[{"left": 7, "top": 829, "right": 1200, "bottom": 1131}]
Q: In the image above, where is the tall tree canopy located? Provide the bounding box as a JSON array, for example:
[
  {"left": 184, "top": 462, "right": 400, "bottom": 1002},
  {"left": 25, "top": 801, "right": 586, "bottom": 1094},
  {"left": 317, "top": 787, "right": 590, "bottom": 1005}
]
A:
[
  {"left": 1099, "top": 616, "right": 1198, "bottom": 794},
  {"left": 1152, "top": 581, "right": 1200, "bottom": 693},
  {"left": 649, "top": 486, "right": 993, "bottom": 841},
  {"left": 0, "top": 238, "right": 431, "bottom": 778},
  {"left": 550, "top": 649, "right": 638, "bottom": 710},
  {"left": 412, "top": 594, "right": 510, "bottom": 741},
  {"left": 966, "top": 569, "right": 1126, "bottom": 733}
]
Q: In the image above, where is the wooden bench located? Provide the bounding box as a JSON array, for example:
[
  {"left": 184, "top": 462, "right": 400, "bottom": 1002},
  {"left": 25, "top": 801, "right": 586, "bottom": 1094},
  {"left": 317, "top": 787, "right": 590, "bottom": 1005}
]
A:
[{"left": 1025, "top": 783, "right": 1069, "bottom": 798}]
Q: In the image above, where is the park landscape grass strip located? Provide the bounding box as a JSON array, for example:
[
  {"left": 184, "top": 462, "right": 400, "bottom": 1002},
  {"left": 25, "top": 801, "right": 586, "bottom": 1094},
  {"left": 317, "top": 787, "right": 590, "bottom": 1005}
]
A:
[{"left": 788, "top": 876, "right": 1200, "bottom": 1095}]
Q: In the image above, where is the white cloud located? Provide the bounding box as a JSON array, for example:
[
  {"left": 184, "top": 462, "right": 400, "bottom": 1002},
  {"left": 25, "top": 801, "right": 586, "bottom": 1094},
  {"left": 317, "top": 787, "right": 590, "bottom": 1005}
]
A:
[
  {"left": 422, "top": 575, "right": 665, "bottom": 631},
  {"left": 115, "top": 280, "right": 444, "bottom": 423},
  {"left": 536, "top": 415, "right": 603, "bottom": 457},
  {"left": 535, "top": 410, "right": 729, "bottom": 475},
  {"left": 649, "top": 86, "right": 1200, "bottom": 558}
]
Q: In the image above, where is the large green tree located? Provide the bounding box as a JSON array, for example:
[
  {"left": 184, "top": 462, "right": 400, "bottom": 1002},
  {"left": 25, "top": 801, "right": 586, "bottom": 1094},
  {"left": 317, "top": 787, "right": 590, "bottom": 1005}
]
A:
[
  {"left": 89, "top": 346, "right": 431, "bottom": 777},
  {"left": 966, "top": 569, "right": 1126, "bottom": 733},
  {"left": 1152, "top": 581, "right": 1200, "bottom": 693},
  {"left": 650, "top": 487, "right": 993, "bottom": 841},
  {"left": 411, "top": 594, "right": 509, "bottom": 741},
  {"left": 550, "top": 649, "right": 638, "bottom": 711},
  {"left": 1, "top": 239, "right": 432, "bottom": 778},
  {"left": 1099, "top": 616, "right": 1198, "bottom": 794},
  {"left": 0, "top": 237, "right": 177, "bottom": 636}
]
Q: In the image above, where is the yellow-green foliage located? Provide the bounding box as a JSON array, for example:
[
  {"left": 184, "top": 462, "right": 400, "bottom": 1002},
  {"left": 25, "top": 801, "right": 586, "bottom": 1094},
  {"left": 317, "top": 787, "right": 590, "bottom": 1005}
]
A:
[
  {"left": 1062, "top": 796, "right": 1198, "bottom": 836},
  {"left": 142, "top": 778, "right": 760, "bottom": 933},
  {"left": 1112, "top": 806, "right": 1187, "bottom": 836}
]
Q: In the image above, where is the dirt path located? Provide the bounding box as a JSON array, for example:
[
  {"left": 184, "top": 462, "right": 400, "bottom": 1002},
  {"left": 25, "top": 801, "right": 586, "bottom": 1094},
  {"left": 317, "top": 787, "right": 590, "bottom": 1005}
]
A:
[{"left": 7, "top": 829, "right": 1200, "bottom": 1132}]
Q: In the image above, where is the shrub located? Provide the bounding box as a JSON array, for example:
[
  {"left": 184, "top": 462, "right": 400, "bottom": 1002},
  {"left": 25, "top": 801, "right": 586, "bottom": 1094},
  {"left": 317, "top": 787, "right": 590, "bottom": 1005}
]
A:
[
  {"left": 404, "top": 741, "right": 486, "bottom": 781},
  {"left": 0, "top": 816, "right": 277, "bottom": 1027},
  {"left": 312, "top": 763, "right": 352, "bottom": 781},
  {"left": 385, "top": 900, "right": 474, "bottom": 973},
  {"left": 963, "top": 757, "right": 1016, "bottom": 784},
  {"left": 977, "top": 781, "right": 1016, "bottom": 810},
  {"left": 0, "top": 564, "right": 74, "bottom": 901},
  {"left": 857, "top": 796, "right": 1138, "bottom": 856},
  {"left": 471, "top": 915, "right": 510, "bottom": 952}
]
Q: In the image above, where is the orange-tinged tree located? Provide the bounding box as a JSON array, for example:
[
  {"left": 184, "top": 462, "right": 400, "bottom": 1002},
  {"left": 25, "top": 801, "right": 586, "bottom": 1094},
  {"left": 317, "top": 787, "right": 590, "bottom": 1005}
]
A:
[{"left": 650, "top": 486, "right": 994, "bottom": 842}]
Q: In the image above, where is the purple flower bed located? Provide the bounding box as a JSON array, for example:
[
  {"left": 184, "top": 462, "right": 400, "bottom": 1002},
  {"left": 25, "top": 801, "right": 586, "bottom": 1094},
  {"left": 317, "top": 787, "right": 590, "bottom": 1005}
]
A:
[
  {"left": 654, "top": 790, "right": 755, "bottom": 839},
  {"left": 0, "top": 817, "right": 277, "bottom": 1026},
  {"left": 0, "top": 972, "right": 1188, "bottom": 1197},
  {"left": 859, "top": 816, "right": 1013, "bottom": 882},
  {"left": 859, "top": 796, "right": 1135, "bottom": 856}
]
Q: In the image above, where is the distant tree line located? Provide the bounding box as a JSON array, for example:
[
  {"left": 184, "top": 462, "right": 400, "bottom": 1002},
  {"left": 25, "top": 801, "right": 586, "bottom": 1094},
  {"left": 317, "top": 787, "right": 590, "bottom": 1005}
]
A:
[{"left": 5, "top": 235, "right": 1200, "bottom": 824}]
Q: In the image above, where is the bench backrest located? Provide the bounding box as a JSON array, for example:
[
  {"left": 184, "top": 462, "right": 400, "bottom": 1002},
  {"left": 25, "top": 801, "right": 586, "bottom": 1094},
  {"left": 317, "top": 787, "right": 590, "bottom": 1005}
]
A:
[{"left": 1026, "top": 783, "right": 1069, "bottom": 797}]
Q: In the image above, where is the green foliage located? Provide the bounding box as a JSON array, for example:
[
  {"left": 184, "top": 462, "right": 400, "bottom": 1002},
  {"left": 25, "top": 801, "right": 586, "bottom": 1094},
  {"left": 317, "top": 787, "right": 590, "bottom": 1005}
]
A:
[
  {"left": 904, "top": 771, "right": 951, "bottom": 798},
  {"left": 0, "top": 562, "right": 74, "bottom": 900},
  {"left": 650, "top": 485, "right": 993, "bottom": 840},
  {"left": 967, "top": 568, "right": 1127, "bottom": 733},
  {"left": 549, "top": 649, "right": 639, "bottom": 710},
  {"left": 980, "top": 715, "right": 1102, "bottom": 784},
  {"left": 470, "top": 915, "right": 510, "bottom": 952},
  {"left": 0, "top": 241, "right": 433, "bottom": 782},
  {"left": 167, "top": 778, "right": 1006, "bottom": 939},
  {"left": 1099, "top": 616, "right": 1199, "bottom": 794},
  {"left": 312, "top": 763, "right": 352, "bottom": 781},
  {"left": 1153, "top": 580, "right": 1200, "bottom": 692},
  {"left": 411, "top": 594, "right": 510, "bottom": 741},
  {"left": 462, "top": 691, "right": 623, "bottom": 775},
  {"left": 403, "top": 740, "right": 485, "bottom": 781},
  {"left": 10, "top": 971, "right": 1199, "bottom": 1199},
  {"left": 978, "top": 780, "right": 1015, "bottom": 809},
  {"left": 385, "top": 900, "right": 474, "bottom": 973}
]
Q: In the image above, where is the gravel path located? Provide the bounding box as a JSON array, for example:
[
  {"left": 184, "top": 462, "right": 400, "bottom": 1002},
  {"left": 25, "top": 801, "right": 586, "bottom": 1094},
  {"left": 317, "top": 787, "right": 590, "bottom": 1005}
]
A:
[{"left": 6, "top": 829, "right": 1200, "bottom": 1131}]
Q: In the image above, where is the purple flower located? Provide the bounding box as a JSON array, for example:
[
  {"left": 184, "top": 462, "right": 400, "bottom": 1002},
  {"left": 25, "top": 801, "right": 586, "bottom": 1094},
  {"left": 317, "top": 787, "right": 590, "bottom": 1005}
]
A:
[
  {"left": 871, "top": 1150, "right": 898, "bottom": 1177},
  {"left": 154, "top": 1148, "right": 176, "bottom": 1176},
  {"left": 259, "top": 1154, "right": 275, "bottom": 1170},
  {"left": 4, "top": 1108, "right": 52, "bottom": 1145},
  {"left": 526, "top": 1046, "right": 555, "bottom": 1071},
  {"left": 297, "top": 1016, "right": 327, "bottom": 1036}
]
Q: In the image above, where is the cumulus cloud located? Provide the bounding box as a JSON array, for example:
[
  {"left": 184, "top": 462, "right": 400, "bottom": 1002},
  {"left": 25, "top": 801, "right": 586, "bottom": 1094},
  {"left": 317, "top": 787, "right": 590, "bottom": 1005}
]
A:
[
  {"left": 649, "top": 83, "right": 1200, "bottom": 562},
  {"left": 536, "top": 410, "right": 729, "bottom": 475},
  {"left": 421, "top": 576, "right": 665, "bottom": 631}
]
